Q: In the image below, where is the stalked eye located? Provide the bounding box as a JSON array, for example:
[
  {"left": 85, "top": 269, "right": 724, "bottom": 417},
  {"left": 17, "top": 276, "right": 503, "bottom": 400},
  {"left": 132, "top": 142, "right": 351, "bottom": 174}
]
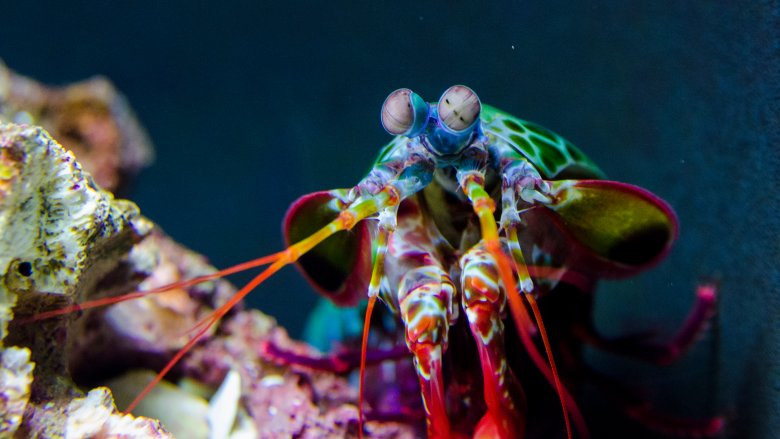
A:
[
  {"left": 380, "top": 88, "right": 429, "bottom": 137},
  {"left": 437, "top": 85, "right": 481, "bottom": 133}
]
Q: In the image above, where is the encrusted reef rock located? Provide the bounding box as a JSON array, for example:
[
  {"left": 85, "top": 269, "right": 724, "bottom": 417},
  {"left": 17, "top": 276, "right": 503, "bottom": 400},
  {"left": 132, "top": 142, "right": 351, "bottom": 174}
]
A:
[
  {"left": 0, "top": 60, "right": 153, "bottom": 195},
  {"left": 0, "top": 122, "right": 167, "bottom": 437},
  {"left": 0, "top": 82, "right": 413, "bottom": 436},
  {"left": 0, "top": 347, "right": 33, "bottom": 436},
  {"left": 0, "top": 122, "right": 150, "bottom": 365}
]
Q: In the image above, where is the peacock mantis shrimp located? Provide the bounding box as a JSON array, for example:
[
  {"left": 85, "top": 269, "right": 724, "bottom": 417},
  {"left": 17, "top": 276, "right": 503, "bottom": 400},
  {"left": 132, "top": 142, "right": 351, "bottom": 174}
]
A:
[{"left": 29, "top": 85, "right": 724, "bottom": 438}]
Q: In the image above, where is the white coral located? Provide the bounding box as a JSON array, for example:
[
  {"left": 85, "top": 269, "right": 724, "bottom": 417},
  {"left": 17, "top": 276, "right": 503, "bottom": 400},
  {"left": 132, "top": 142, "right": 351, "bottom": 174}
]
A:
[
  {"left": 66, "top": 388, "right": 172, "bottom": 439},
  {"left": 0, "top": 122, "right": 150, "bottom": 341},
  {"left": 0, "top": 347, "right": 33, "bottom": 436}
]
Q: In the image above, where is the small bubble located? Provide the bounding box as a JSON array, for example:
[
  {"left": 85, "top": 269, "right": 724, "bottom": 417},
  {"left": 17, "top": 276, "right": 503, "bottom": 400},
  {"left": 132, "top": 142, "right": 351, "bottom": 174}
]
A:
[{"left": 511, "top": 45, "right": 515, "bottom": 50}]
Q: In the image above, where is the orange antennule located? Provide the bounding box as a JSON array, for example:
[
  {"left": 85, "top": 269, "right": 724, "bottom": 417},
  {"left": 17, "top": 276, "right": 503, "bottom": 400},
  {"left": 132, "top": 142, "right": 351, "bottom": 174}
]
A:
[
  {"left": 125, "top": 192, "right": 392, "bottom": 413},
  {"left": 358, "top": 219, "right": 393, "bottom": 438},
  {"left": 491, "top": 240, "right": 576, "bottom": 439},
  {"left": 507, "top": 226, "right": 589, "bottom": 438},
  {"left": 358, "top": 294, "right": 378, "bottom": 439},
  {"left": 522, "top": 293, "right": 589, "bottom": 439},
  {"left": 125, "top": 254, "right": 289, "bottom": 412},
  {"left": 18, "top": 253, "right": 283, "bottom": 324}
]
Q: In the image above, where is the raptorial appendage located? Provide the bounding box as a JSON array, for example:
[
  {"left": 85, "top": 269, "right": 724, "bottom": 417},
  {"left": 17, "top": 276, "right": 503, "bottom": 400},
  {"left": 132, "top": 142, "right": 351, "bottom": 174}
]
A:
[{"left": 461, "top": 244, "right": 526, "bottom": 438}]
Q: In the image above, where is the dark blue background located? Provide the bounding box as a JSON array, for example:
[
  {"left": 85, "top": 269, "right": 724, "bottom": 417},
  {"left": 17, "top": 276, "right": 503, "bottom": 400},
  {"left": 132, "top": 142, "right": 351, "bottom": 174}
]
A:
[{"left": 1, "top": 2, "right": 777, "bottom": 437}]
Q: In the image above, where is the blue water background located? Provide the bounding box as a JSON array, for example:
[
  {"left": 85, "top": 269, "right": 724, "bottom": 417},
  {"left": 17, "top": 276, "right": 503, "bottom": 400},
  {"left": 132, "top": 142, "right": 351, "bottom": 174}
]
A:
[{"left": 1, "top": 2, "right": 777, "bottom": 437}]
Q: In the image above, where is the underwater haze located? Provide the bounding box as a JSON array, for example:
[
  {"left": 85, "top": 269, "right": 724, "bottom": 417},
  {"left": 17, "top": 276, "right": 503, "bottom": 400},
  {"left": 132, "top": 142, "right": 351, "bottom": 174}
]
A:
[{"left": 1, "top": 1, "right": 777, "bottom": 438}]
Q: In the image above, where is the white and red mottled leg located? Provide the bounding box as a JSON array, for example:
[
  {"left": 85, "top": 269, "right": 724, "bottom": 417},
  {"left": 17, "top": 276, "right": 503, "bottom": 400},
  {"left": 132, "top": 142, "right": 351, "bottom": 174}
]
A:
[
  {"left": 397, "top": 264, "right": 458, "bottom": 439},
  {"left": 460, "top": 243, "right": 526, "bottom": 439},
  {"left": 376, "top": 198, "right": 460, "bottom": 438},
  {"left": 459, "top": 162, "right": 576, "bottom": 439}
]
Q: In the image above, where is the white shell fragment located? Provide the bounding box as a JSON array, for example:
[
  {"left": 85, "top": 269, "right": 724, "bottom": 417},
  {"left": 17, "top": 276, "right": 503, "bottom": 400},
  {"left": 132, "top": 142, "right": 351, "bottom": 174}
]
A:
[
  {"left": 208, "top": 369, "right": 241, "bottom": 439},
  {"left": 208, "top": 369, "right": 257, "bottom": 439}
]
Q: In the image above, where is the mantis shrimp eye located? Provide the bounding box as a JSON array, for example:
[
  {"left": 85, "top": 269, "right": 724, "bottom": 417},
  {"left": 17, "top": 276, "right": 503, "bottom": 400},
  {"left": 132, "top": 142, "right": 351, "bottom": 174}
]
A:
[
  {"left": 381, "top": 88, "right": 430, "bottom": 137},
  {"left": 437, "top": 85, "right": 481, "bottom": 133}
]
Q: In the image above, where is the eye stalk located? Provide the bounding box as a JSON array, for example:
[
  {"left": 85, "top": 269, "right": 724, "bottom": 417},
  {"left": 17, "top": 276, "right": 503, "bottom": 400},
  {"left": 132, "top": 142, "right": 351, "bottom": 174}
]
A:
[
  {"left": 437, "top": 85, "right": 481, "bottom": 133},
  {"left": 380, "top": 88, "right": 430, "bottom": 137},
  {"left": 380, "top": 85, "right": 483, "bottom": 157}
]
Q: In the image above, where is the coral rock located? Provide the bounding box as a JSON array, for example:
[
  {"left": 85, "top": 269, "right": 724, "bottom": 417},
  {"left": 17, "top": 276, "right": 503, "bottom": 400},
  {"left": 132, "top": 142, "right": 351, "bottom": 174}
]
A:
[
  {"left": 66, "top": 388, "right": 172, "bottom": 438},
  {"left": 0, "top": 60, "right": 154, "bottom": 194},
  {"left": 0, "top": 122, "right": 149, "bottom": 354},
  {"left": 0, "top": 346, "right": 33, "bottom": 436},
  {"left": 0, "top": 122, "right": 149, "bottom": 343},
  {"left": 0, "top": 121, "right": 165, "bottom": 437}
]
